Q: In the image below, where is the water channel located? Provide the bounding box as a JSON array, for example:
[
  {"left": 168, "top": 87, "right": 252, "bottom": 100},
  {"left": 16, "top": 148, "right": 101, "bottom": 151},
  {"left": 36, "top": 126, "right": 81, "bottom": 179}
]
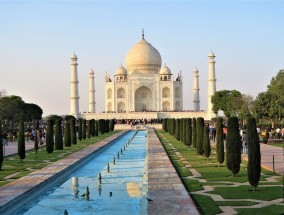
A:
[{"left": 17, "top": 130, "right": 148, "bottom": 215}]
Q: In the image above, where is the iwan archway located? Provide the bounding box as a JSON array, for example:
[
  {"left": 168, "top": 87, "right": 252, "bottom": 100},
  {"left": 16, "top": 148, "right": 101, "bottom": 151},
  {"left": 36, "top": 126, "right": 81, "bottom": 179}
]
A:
[{"left": 135, "top": 86, "right": 152, "bottom": 112}]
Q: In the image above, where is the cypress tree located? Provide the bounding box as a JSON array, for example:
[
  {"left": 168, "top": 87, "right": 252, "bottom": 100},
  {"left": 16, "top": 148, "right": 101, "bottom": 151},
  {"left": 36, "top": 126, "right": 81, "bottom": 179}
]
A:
[
  {"left": 18, "top": 120, "right": 25, "bottom": 162},
  {"left": 70, "top": 119, "right": 77, "bottom": 144},
  {"left": 162, "top": 118, "right": 168, "bottom": 132},
  {"left": 183, "top": 118, "right": 187, "bottom": 144},
  {"left": 171, "top": 118, "right": 175, "bottom": 136},
  {"left": 78, "top": 118, "right": 82, "bottom": 141},
  {"left": 196, "top": 117, "right": 204, "bottom": 155},
  {"left": 0, "top": 120, "right": 3, "bottom": 170},
  {"left": 91, "top": 119, "right": 96, "bottom": 136},
  {"left": 34, "top": 130, "right": 39, "bottom": 157},
  {"left": 192, "top": 118, "right": 197, "bottom": 149},
  {"left": 180, "top": 118, "right": 184, "bottom": 143},
  {"left": 216, "top": 117, "right": 224, "bottom": 167},
  {"left": 87, "top": 120, "right": 91, "bottom": 139},
  {"left": 226, "top": 117, "right": 242, "bottom": 177},
  {"left": 175, "top": 119, "right": 180, "bottom": 141},
  {"left": 247, "top": 117, "right": 261, "bottom": 191},
  {"left": 64, "top": 122, "right": 71, "bottom": 147},
  {"left": 100, "top": 119, "right": 103, "bottom": 134},
  {"left": 46, "top": 119, "right": 54, "bottom": 153},
  {"left": 186, "top": 118, "right": 192, "bottom": 146},
  {"left": 82, "top": 119, "right": 86, "bottom": 139},
  {"left": 109, "top": 119, "right": 115, "bottom": 132},
  {"left": 167, "top": 119, "right": 170, "bottom": 134},
  {"left": 95, "top": 120, "right": 99, "bottom": 136},
  {"left": 203, "top": 124, "right": 211, "bottom": 159},
  {"left": 106, "top": 120, "right": 110, "bottom": 133},
  {"left": 55, "top": 120, "right": 63, "bottom": 150}
]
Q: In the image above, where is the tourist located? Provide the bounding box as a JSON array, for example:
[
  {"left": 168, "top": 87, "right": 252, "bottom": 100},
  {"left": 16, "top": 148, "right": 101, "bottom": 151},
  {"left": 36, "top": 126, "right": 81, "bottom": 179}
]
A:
[{"left": 242, "top": 131, "right": 248, "bottom": 154}]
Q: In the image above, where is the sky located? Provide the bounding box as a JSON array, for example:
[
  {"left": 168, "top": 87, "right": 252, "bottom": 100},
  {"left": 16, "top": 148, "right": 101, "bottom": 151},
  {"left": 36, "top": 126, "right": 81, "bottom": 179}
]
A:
[{"left": 0, "top": 0, "right": 283, "bottom": 116}]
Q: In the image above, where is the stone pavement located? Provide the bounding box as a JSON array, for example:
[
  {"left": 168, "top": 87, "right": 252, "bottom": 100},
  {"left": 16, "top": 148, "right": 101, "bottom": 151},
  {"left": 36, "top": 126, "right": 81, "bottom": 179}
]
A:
[
  {"left": 147, "top": 129, "right": 200, "bottom": 215},
  {"left": 160, "top": 136, "right": 284, "bottom": 215},
  {"left": 243, "top": 143, "right": 284, "bottom": 175},
  {"left": 3, "top": 140, "right": 35, "bottom": 157}
]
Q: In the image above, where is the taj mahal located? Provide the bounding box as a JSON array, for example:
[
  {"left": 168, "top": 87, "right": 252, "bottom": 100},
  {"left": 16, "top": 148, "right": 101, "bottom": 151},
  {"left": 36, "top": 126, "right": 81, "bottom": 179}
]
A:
[{"left": 70, "top": 31, "right": 217, "bottom": 120}]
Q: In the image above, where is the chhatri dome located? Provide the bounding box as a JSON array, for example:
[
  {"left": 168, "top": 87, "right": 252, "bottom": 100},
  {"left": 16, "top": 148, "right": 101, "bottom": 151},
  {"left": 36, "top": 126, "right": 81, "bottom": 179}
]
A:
[
  {"left": 159, "top": 63, "right": 171, "bottom": 75},
  {"left": 125, "top": 30, "right": 162, "bottom": 74},
  {"left": 115, "top": 64, "right": 128, "bottom": 76}
]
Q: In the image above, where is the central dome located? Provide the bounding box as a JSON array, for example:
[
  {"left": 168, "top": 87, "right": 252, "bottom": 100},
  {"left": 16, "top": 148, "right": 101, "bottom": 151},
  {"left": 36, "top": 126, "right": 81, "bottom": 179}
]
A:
[{"left": 125, "top": 36, "right": 162, "bottom": 75}]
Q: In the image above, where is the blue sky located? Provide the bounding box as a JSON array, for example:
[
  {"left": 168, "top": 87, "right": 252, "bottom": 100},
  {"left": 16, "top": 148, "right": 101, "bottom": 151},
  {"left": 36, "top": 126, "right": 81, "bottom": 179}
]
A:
[{"left": 0, "top": 1, "right": 283, "bottom": 116}]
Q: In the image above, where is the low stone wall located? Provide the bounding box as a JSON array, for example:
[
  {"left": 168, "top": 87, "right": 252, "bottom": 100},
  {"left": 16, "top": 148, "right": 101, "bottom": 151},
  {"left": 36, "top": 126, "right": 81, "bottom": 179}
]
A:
[{"left": 82, "top": 111, "right": 209, "bottom": 120}]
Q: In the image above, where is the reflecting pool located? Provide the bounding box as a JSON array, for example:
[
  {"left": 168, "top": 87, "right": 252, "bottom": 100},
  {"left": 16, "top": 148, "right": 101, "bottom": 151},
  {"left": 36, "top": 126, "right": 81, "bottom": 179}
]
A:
[{"left": 18, "top": 130, "right": 148, "bottom": 215}]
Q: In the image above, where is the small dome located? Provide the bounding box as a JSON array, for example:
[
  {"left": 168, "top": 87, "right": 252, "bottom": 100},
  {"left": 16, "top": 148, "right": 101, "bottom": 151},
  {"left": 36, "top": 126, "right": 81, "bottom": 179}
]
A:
[
  {"left": 71, "top": 52, "right": 77, "bottom": 59},
  {"left": 160, "top": 63, "right": 171, "bottom": 75},
  {"left": 193, "top": 67, "right": 199, "bottom": 72},
  {"left": 115, "top": 65, "right": 127, "bottom": 76},
  {"left": 208, "top": 50, "right": 215, "bottom": 57},
  {"left": 89, "top": 68, "right": 94, "bottom": 74},
  {"left": 125, "top": 36, "right": 162, "bottom": 74}
]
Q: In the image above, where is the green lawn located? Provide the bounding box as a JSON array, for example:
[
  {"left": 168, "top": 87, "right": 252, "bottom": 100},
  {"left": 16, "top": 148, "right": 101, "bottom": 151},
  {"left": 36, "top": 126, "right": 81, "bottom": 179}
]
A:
[
  {"left": 0, "top": 131, "right": 119, "bottom": 186},
  {"left": 155, "top": 129, "right": 284, "bottom": 215}
]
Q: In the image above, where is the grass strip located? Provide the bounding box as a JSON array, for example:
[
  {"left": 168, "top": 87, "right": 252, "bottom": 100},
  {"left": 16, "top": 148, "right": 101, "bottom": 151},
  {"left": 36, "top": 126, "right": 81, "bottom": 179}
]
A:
[{"left": 0, "top": 131, "right": 119, "bottom": 186}]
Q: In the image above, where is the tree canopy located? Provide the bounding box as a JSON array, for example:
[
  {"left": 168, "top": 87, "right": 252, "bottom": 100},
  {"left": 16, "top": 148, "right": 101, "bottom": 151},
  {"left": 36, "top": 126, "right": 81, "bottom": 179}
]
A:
[
  {"left": 253, "top": 70, "right": 284, "bottom": 125},
  {"left": 211, "top": 90, "right": 242, "bottom": 117},
  {"left": 0, "top": 95, "right": 42, "bottom": 121}
]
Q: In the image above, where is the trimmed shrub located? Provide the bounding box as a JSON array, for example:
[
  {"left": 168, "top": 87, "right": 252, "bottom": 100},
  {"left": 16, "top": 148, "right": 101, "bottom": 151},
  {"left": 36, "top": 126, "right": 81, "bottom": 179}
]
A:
[
  {"left": 203, "top": 124, "right": 211, "bottom": 159},
  {"left": 183, "top": 118, "right": 187, "bottom": 144},
  {"left": 55, "top": 119, "right": 63, "bottom": 150},
  {"left": 167, "top": 119, "right": 171, "bottom": 133},
  {"left": 18, "top": 120, "right": 26, "bottom": 162},
  {"left": 192, "top": 118, "right": 197, "bottom": 149},
  {"left": 82, "top": 119, "right": 86, "bottom": 139},
  {"left": 78, "top": 118, "right": 82, "bottom": 141},
  {"left": 180, "top": 118, "right": 184, "bottom": 143},
  {"left": 247, "top": 117, "right": 261, "bottom": 191},
  {"left": 226, "top": 117, "right": 242, "bottom": 177},
  {"left": 87, "top": 120, "right": 91, "bottom": 139},
  {"left": 46, "top": 119, "right": 54, "bottom": 153},
  {"left": 64, "top": 122, "right": 71, "bottom": 147},
  {"left": 216, "top": 117, "right": 224, "bottom": 167},
  {"left": 0, "top": 120, "right": 3, "bottom": 170},
  {"left": 95, "top": 120, "right": 99, "bottom": 136},
  {"left": 185, "top": 118, "right": 192, "bottom": 146},
  {"left": 70, "top": 119, "right": 77, "bottom": 144},
  {"left": 34, "top": 130, "right": 39, "bottom": 157},
  {"left": 196, "top": 117, "right": 204, "bottom": 155},
  {"left": 162, "top": 118, "right": 168, "bottom": 132},
  {"left": 91, "top": 119, "right": 95, "bottom": 136},
  {"left": 175, "top": 119, "right": 180, "bottom": 141},
  {"left": 109, "top": 119, "right": 115, "bottom": 132}
]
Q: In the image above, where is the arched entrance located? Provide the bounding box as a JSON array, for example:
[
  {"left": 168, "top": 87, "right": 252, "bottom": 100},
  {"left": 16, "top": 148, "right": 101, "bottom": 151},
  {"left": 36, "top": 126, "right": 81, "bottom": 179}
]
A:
[
  {"left": 162, "top": 101, "right": 170, "bottom": 111},
  {"left": 117, "top": 102, "right": 125, "bottom": 113},
  {"left": 135, "top": 86, "right": 152, "bottom": 112}
]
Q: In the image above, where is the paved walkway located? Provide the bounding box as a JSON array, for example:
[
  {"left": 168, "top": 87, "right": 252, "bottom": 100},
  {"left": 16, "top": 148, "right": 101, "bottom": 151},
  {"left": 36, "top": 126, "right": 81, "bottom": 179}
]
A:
[
  {"left": 147, "top": 129, "right": 200, "bottom": 215},
  {"left": 243, "top": 143, "right": 284, "bottom": 174},
  {"left": 160, "top": 136, "right": 284, "bottom": 215},
  {"left": 3, "top": 141, "right": 36, "bottom": 157}
]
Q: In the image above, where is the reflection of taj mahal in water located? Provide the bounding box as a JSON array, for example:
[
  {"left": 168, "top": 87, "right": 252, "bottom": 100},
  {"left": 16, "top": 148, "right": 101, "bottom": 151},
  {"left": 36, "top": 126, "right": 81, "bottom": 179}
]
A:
[{"left": 70, "top": 31, "right": 217, "bottom": 120}]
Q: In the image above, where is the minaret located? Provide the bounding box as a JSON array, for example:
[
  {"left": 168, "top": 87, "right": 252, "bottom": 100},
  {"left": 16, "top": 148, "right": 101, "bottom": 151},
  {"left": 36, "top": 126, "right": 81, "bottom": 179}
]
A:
[
  {"left": 70, "top": 53, "right": 80, "bottom": 118},
  {"left": 208, "top": 50, "right": 217, "bottom": 119},
  {"left": 88, "top": 68, "right": 96, "bottom": 113},
  {"left": 193, "top": 67, "right": 200, "bottom": 111}
]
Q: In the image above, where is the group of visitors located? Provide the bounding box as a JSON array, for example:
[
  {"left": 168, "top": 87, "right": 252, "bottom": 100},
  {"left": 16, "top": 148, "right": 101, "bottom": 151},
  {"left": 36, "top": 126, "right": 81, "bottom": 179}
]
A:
[{"left": 2, "top": 127, "right": 46, "bottom": 146}]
